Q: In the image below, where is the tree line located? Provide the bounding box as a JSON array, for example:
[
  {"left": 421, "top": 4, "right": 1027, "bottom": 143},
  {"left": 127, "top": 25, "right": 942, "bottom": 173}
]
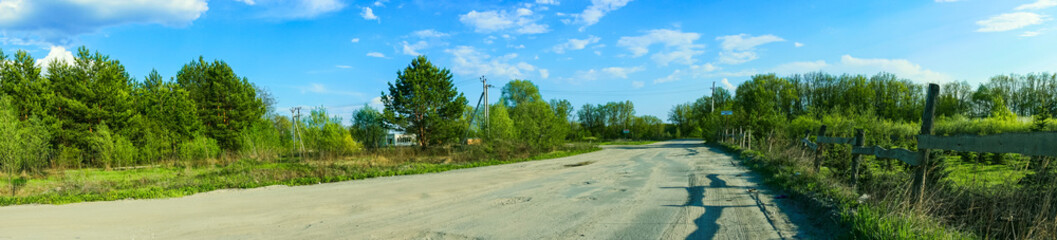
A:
[
  {"left": 0, "top": 47, "right": 365, "bottom": 180},
  {"left": 669, "top": 72, "right": 1057, "bottom": 139},
  {"left": 353, "top": 56, "right": 670, "bottom": 153},
  {"left": 1, "top": 49, "right": 671, "bottom": 184}
]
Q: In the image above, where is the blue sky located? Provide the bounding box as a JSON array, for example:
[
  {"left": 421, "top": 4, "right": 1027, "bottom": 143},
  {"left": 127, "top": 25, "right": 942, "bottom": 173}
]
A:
[{"left": 2, "top": 0, "right": 1056, "bottom": 122}]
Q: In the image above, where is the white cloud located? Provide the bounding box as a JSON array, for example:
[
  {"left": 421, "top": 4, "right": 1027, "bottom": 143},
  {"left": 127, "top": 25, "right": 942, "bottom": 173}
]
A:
[
  {"left": 653, "top": 63, "right": 754, "bottom": 84},
  {"left": 536, "top": 0, "right": 560, "bottom": 5},
  {"left": 373, "top": 0, "right": 389, "bottom": 7},
  {"left": 350, "top": 38, "right": 360, "bottom": 43},
  {"left": 769, "top": 56, "right": 950, "bottom": 83},
  {"left": 35, "top": 45, "right": 75, "bottom": 72},
  {"left": 235, "top": 0, "right": 257, "bottom": 5},
  {"left": 539, "top": 69, "right": 550, "bottom": 79},
  {"left": 839, "top": 55, "right": 951, "bottom": 83},
  {"left": 715, "top": 34, "right": 785, "bottom": 64},
  {"left": 336, "top": 65, "right": 352, "bottom": 69},
  {"left": 300, "top": 83, "right": 363, "bottom": 96},
  {"left": 721, "top": 78, "right": 735, "bottom": 91},
  {"left": 771, "top": 60, "right": 828, "bottom": 75},
  {"left": 0, "top": 0, "right": 208, "bottom": 44},
  {"left": 976, "top": 12, "right": 1048, "bottom": 32},
  {"left": 794, "top": 42, "right": 804, "bottom": 47},
  {"left": 366, "top": 52, "right": 386, "bottom": 58},
  {"left": 1016, "top": 0, "right": 1057, "bottom": 10},
  {"left": 553, "top": 35, "right": 600, "bottom": 53},
  {"left": 244, "top": 0, "right": 345, "bottom": 19},
  {"left": 565, "top": 66, "right": 644, "bottom": 83},
  {"left": 412, "top": 29, "right": 449, "bottom": 38},
  {"left": 1021, "top": 31, "right": 1041, "bottom": 37},
  {"left": 653, "top": 69, "right": 682, "bottom": 84},
  {"left": 631, "top": 81, "right": 644, "bottom": 88},
  {"left": 602, "top": 66, "right": 644, "bottom": 78},
  {"left": 361, "top": 7, "right": 380, "bottom": 21},
  {"left": 459, "top": 9, "right": 549, "bottom": 34},
  {"left": 571, "top": 0, "right": 634, "bottom": 31},
  {"left": 617, "top": 29, "right": 704, "bottom": 66},
  {"left": 446, "top": 46, "right": 536, "bottom": 80},
  {"left": 401, "top": 41, "right": 428, "bottom": 56}
]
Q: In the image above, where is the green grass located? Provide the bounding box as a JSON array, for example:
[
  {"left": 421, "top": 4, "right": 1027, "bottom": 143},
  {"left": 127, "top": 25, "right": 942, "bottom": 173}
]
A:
[
  {"left": 597, "top": 140, "right": 658, "bottom": 145},
  {"left": 0, "top": 146, "right": 601, "bottom": 206},
  {"left": 941, "top": 155, "right": 1030, "bottom": 188},
  {"left": 717, "top": 142, "right": 975, "bottom": 240}
]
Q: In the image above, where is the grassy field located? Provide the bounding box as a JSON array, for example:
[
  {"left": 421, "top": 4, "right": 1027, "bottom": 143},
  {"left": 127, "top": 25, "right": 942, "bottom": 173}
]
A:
[{"left": 0, "top": 145, "right": 600, "bottom": 206}]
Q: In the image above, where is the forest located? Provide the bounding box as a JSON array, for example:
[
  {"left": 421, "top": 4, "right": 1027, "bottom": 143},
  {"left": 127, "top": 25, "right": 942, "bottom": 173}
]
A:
[
  {"left": 668, "top": 71, "right": 1057, "bottom": 239},
  {"left": 0, "top": 47, "right": 668, "bottom": 202}
]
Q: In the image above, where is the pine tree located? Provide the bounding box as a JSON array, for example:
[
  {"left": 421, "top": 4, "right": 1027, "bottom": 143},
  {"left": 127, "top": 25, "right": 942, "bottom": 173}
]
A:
[
  {"left": 381, "top": 56, "right": 467, "bottom": 147},
  {"left": 176, "top": 57, "right": 265, "bottom": 150}
]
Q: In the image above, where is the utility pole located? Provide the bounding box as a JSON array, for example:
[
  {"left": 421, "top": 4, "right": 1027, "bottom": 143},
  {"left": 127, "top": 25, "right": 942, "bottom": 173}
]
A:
[
  {"left": 711, "top": 81, "right": 715, "bottom": 113},
  {"left": 291, "top": 107, "right": 306, "bottom": 159},
  {"left": 481, "top": 76, "right": 493, "bottom": 136}
]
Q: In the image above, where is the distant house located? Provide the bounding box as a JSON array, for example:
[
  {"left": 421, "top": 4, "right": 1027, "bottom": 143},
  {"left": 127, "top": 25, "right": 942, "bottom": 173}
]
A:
[{"left": 384, "top": 133, "right": 417, "bottom": 147}]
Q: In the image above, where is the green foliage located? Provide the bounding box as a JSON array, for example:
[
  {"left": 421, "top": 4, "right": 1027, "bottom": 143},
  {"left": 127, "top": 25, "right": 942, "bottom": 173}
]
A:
[
  {"left": 88, "top": 124, "right": 116, "bottom": 169},
  {"left": 178, "top": 136, "right": 221, "bottom": 161},
  {"left": 112, "top": 134, "right": 137, "bottom": 168},
  {"left": 510, "top": 100, "right": 565, "bottom": 150},
  {"left": 501, "top": 79, "right": 543, "bottom": 108},
  {"left": 176, "top": 57, "right": 265, "bottom": 151},
  {"left": 382, "top": 56, "right": 468, "bottom": 147},
  {"left": 0, "top": 97, "right": 52, "bottom": 193},
  {"left": 485, "top": 104, "right": 517, "bottom": 142},
  {"left": 302, "top": 107, "right": 361, "bottom": 158},
  {"left": 239, "top": 117, "right": 286, "bottom": 162},
  {"left": 351, "top": 105, "right": 387, "bottom": 149},
  {"left": 46, "top": 47, "right": 135, "bottom": 157}
]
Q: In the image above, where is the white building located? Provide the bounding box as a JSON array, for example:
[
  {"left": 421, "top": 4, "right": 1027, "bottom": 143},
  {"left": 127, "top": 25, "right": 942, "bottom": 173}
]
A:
[{"left": 384, "top": 133, "right": 417, "bottom": 147}]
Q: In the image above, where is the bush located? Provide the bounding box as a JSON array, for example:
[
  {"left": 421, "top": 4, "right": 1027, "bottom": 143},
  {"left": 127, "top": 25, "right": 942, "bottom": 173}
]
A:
[
  {"left": 88, "top": 124, "right": 115, "bottom": 168},
  {"left": 113, "top": 134, "right": 137, "bottom": 167},
  {"left": 179, "top": 136, "right": 221, "bottom": 161},
  {"left": 240, "top": 117, "right": 285, "bottom": 162}
]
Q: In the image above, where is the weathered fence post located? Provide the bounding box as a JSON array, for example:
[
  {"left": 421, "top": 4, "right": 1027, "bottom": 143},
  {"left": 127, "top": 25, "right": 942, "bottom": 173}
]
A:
[
  {"left": 814, "top": 125, "right": 827, "bottom": 172},
  {"left": 912, "top": 83, "right": 940, "bottom": 206},
  {"left": 852, "top": 128, "right": 865, "bottom": 190}
]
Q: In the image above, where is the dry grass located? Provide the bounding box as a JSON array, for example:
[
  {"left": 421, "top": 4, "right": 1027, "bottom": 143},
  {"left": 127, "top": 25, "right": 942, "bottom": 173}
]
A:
[{"left": 738, "top": 131, "right": 1057, "bottom": 239}]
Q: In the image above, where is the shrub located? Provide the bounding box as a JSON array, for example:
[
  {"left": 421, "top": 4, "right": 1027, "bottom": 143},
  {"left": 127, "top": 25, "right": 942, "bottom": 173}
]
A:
[
  {"left": 179, "top": 136, "right": 221, "bottom": 161},
  {"left": 113, "top": 134, "right": 138, "bottom": 168}
]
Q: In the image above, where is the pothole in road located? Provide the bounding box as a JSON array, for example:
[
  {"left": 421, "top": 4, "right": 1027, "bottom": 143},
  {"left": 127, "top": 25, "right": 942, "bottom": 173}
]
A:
[
  {"left": 564, "top": 161, "right": 595, "bottom": 167},
  {"left": 494, "top": 197, "right": 532, "bottom": 206}
]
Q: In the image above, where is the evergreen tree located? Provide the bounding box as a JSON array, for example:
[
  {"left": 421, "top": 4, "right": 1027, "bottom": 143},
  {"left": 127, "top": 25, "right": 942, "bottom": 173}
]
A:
[
  {"left": 176, "top": 57, "right": 265, "bottom": 150},
  {"left": 381, "top": 56, "right": 468, "bottom": 147}
]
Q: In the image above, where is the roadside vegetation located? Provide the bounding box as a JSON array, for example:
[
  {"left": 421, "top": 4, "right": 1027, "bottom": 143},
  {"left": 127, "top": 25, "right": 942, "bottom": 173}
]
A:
[
  {"left": 673, "top": 72, "right": 1057, "bottom": 239},
  {"left": 0, "top": 48, "right": 653, "bottom": 205}
]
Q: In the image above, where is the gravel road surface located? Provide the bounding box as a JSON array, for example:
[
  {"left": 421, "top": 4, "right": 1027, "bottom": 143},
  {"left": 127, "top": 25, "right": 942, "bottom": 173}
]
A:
[{"left": 0, "top": 140, "right": 826, "bottom": 239}]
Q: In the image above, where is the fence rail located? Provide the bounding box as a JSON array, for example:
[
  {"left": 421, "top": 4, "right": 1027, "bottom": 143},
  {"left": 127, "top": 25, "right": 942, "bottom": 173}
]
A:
[{"left": 918, "top": 132, "right": 1057, "bottom": 157}]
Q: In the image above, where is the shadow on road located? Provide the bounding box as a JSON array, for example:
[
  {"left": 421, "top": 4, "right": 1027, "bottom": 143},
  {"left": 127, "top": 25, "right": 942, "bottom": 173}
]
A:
[
  {"left": 604, "top": 139, "right": 705, "bottom": 150},
  {"left": 663, "top": 174, "right": 761, "bottom": 240}
]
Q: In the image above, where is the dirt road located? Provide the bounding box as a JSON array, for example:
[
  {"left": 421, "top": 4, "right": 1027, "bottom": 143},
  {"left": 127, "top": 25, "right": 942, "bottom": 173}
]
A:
[{"left": 0, "top": 140, "right": 825, "bottom": 239}]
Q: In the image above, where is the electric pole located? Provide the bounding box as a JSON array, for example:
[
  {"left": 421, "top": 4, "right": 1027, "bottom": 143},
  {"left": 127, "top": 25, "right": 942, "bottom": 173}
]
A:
[
  {"left": 711, "top": 81, "right": 715, "bottom": 113},
  {"left": 291, "top": 107, "right": 306, "bottom": 159},
  {"left": 481, "top": 76, "right": 493, "bottom": 136}
]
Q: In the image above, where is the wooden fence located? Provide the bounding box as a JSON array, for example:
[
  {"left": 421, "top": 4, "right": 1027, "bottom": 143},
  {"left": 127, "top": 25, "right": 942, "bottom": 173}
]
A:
[
  {"left": 795, "top": 83, "right": 1057, "bottom": 204},
  {"left": 725, "top": 83, "right": 1057, "bottom": 205}
]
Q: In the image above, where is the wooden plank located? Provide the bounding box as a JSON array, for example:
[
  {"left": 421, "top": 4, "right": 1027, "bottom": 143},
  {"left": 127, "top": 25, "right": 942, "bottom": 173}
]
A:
[
  {"left": 853, "top": 146, "right": 921, "bottom": 166},
  {"left": 802, "top": 138, "right": 818, "bottom": 150},
  {"left": 817, "top": 136, "right": 854, "bottom": 144},
  {"left": 918, "top": 132, "right": 1057, "bottom": 157}
]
